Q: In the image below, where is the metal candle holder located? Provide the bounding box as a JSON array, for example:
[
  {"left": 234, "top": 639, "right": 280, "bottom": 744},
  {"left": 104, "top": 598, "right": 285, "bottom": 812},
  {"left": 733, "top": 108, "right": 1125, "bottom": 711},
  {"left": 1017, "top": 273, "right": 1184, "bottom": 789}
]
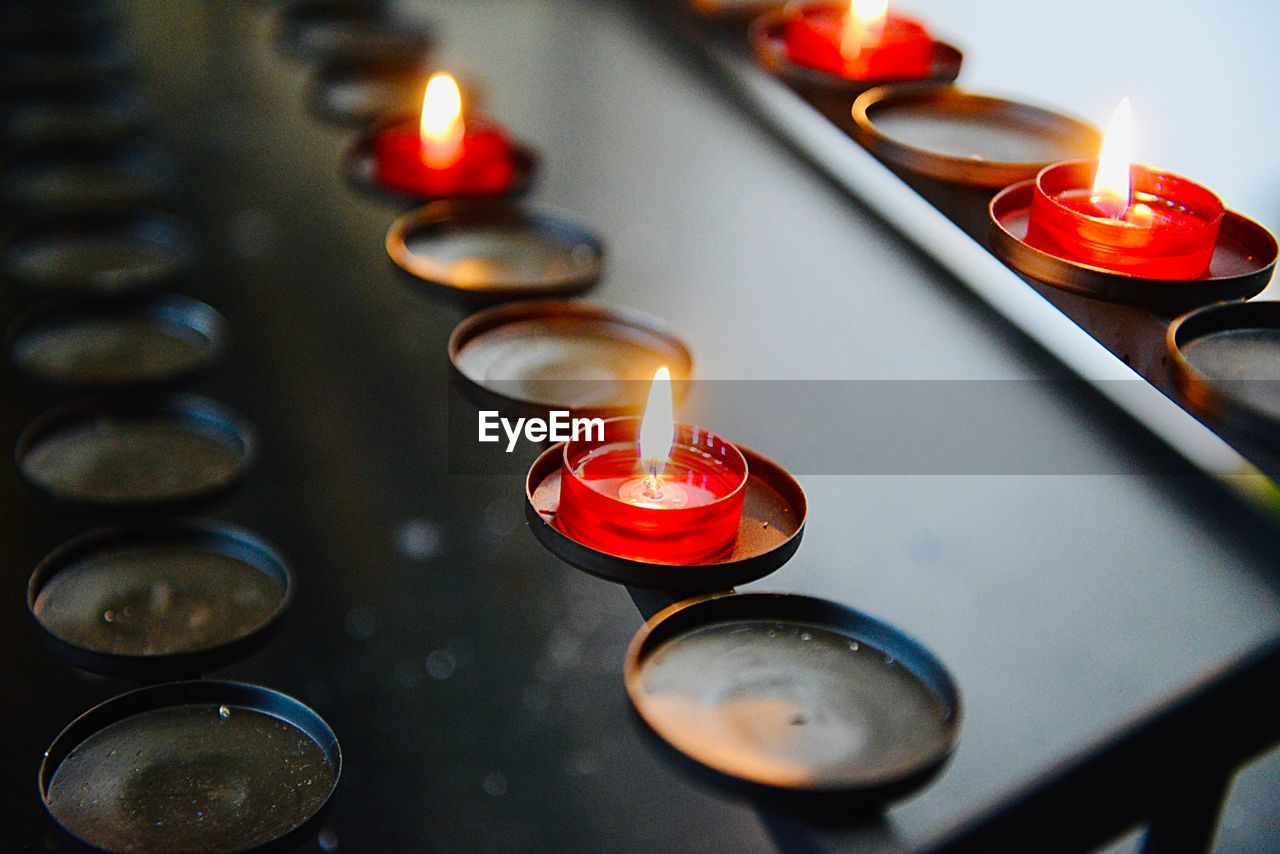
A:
[
  {"left": 525, "top": 436, "right": 806, "bottom": 593},
  {"left": 40, "top": 681, "right": 340, "bottom": 853},
  {"left": 989, "top": 180, "right": 1277, "bottom": 312}
]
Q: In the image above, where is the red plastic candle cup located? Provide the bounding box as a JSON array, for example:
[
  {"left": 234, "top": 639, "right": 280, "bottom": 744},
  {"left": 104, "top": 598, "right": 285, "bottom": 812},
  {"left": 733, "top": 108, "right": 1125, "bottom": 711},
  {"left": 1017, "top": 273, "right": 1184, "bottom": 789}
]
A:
[
  {"left": 555, "top": 417, "right": 749, "bottom": 565},
  {"left": 371, "top": 72, "right": 516, "bottom": 198},
  {"left": 783, "top": 2, "right": 934, "bottom": 80},
  {"left": 1026, "top": 159, "right": 1224, "bottom": 279},
  {"left": 372, "top": 115, "right": 515, "bottom": 197}
]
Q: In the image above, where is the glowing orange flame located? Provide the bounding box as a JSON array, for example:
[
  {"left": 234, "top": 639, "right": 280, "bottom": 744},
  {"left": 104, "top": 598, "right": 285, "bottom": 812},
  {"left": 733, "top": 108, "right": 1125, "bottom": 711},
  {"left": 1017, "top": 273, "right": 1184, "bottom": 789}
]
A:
[
  {"left": 1092, "top": 98, "right": 1133, "bottom": 219},
  {"left": 419, "top": 72, "right": 464, "bottom": 169},
  {"left": 639, "top": 366, "right": 675, "bottom": 481},
  {"left": 841, "top": 0, "right": 889, "bottom": 61}
]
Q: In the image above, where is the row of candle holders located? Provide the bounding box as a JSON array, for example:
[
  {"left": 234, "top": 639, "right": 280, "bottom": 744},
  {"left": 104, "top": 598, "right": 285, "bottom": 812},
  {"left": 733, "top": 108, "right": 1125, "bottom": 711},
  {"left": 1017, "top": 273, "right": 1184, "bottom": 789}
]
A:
[
  {"left": 692, "top": 0, "right": 1280, "bottom": 458},
  {"left": 3, "top": 4, "right": 339, "bottom": 851},
  {"left": 271, "top": 0, "right": 964, "bottom": 811}
]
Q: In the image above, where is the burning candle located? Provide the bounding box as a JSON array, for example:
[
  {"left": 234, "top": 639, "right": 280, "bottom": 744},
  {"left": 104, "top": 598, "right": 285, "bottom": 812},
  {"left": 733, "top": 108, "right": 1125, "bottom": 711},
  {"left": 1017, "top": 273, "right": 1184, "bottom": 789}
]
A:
[
  {"left": 783, "top": 0, "right": 934, "bottom": 80},
  {"left": 555, "top": 367, "right": 749, "bottom": 564},
  {"left": 1025, "top": 99, "right": 1225, "bottom": 279},
  {"left": 372, "top": 72, "right": 516, "bottom": 198}
]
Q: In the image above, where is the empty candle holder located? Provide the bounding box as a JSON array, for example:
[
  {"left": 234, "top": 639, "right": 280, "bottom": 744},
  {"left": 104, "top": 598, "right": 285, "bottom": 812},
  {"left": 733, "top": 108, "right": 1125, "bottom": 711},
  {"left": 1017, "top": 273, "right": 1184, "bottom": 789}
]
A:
[
  {"left": 41, "top": 681, "right": 340, "bottom": 854},
  {"left": 1, "top": 77, "right": 144, "bottom": 147},
  {"left": 1, "top": 136, "right": 171, "bottom": 212},
  {"left": 7, "top": 293, "right": 227, "bottom": 392},
  {"left": 16, "top": 393, "right": 256, "bottom": 511},
  {"left": 28, "top": 520, "right": 293, "bottom": 680},
  {"left": 387, "top": 201, "right": 603, "bottom": 301},
  {"left": 851, "top": 84, "right": 1100, "bottom": 237},
  {"left": 0, "top": 207, "right": 195, "bottom": 298},
  {"left": 1167, "top": 300, "right": 1280, "bottom": 441},
  {"left": 275, "top": 0, "right": 434, "bottom": 64},
  {"left": 624, "top": 591, "right": 960, "bottom": 808},
  {"left": 449, "top": 299, "right": 691, "bottom": 419}
]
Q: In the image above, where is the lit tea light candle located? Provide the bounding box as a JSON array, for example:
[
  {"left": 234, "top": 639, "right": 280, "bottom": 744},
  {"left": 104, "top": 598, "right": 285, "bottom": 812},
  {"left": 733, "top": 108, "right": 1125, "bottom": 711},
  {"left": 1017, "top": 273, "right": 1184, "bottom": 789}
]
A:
[
  {"left": 783, "top": 0, "right": 934, "bottom": 80},
  {"left": 555, "top": 367, "right": 748, "bottom": 564},
  {"left": 372, "top": 72, "right": 516, "bottom": 197},
  {"left": 1026, "top": 99, "right": 1225, "bottom": 279}
]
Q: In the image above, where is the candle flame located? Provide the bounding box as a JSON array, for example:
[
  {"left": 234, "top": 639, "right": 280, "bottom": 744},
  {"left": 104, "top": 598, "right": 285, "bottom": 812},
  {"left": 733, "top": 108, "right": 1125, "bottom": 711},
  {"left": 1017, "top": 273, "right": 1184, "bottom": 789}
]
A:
[
  {"left": 1092, "top": 98, "right": 1133, "bottom": 219},
  {"left": 638, "top": 366, "right": 675, "bottom": 481},
  {"left": 419, "top": 72, "right": 464, "bottom": 169},
  {"left": 841, "top": 0, "right": 889, "bottom": 61}
]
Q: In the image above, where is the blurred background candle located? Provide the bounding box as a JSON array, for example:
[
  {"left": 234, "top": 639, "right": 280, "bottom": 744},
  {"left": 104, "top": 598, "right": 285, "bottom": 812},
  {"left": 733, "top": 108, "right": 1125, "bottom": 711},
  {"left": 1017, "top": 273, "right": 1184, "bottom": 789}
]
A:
[
  {"left": 1026, "top": 99, "right": 1225, "bottom": 279},
  {"left": 372, "top": 72, "right": 515, "bottom": 197},
  {"left": 555, "top": 368, "right": 748, "bottom": 564},
  {"left": 784, "top": 0, "right": 934, "bottom": 80}
]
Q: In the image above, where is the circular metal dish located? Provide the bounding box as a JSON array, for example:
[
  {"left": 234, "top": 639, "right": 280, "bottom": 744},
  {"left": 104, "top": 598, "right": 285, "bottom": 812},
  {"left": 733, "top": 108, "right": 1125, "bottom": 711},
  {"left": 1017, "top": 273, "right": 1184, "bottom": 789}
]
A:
[
  {"left": 0, "top": 137, "right": 169, "bottom": 211},
  {"left": 626, "top": 591, "right": 960, "bottom": 805},
  {"left": 276, "top": 0, "right": 433, "bottom": 64},
  {"left": 388, "top": 201, "right": 603, "bottom": 299},
  {"left": 1, "top": 77, "right": 144, "bottom": 146},
  {"left": 29, "top": 520, "right": 292, "bottom": 679},
  {"left": 8, "top": 294, "right": 227, "bottom": 391},
  {"left": 40, "top": 681, "right": 340, "bottom": 853},
  {"left": 749, "top": 10, "right": 963, "bottom": 98},
  {"left": 16, "top": 394, "right": 256, "bottom": 510},
  {"left": 989, "top": 181, "right": 1276, "bottom": 311},
  {"left": 1168, "top": 300, "right": 1280, "bottom": 439},
  {"left": 450, "top": 299, "right": 690, "bottom": 417},
  {"left": 1, "top": 208, "right": 195, "bottom": 296},
  {"left": 851, "top": 84, "right": 1100, "bottom": 188},
  {"left": 526, "top": 440, "right": 805, "bottom": 592}
]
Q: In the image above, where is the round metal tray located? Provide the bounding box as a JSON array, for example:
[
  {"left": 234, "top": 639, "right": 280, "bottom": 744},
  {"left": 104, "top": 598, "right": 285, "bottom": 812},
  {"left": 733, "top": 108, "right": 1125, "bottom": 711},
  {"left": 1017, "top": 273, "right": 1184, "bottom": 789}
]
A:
[
  {"left": 275, "top": 0, "right": 434, "bottom": 64},
  {"left": 8, "top": 293, "right": 227, "bottom": 391},
  {"left": 1168, "top": 300, "right": 1280, "bottom": 439},
  {"left": 749, "top": 10, "right": 963, "bottom": 98},
  {"left": 29, "top": 520, "right": 293, "bottom": 679},
  {"left": 1, "top": 208, "right": 195, "bottom": 297},
  {"left": 625, "top": 591, "right": 960, "bottom": 806},
  {"left": 40, "top": 681, "right": 340, "bottom": 853},
  {"left": 852, "top": 84, "right": 1100, "bottom": 188},
  {"left": 450, "top": 299, "right": 690, "bottom": 418},
  {"left": 388, "top": 201, "right": 603, "bottom": 300},
  {"left": 989, "top": 180, "right": 1277, "bottom": 311},
  {"left": 526, "top": 439, "right": 805, "bottom": 592},
  {"left": 16, "top": 393, "right": 257, "bottom": 510}
]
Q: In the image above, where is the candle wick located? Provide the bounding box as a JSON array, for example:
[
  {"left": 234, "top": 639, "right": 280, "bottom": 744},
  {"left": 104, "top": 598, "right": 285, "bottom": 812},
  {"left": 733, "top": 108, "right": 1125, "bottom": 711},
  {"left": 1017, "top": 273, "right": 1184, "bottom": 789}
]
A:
[{"left": 643, "top": 461, "right": 662, "bottom": 500}]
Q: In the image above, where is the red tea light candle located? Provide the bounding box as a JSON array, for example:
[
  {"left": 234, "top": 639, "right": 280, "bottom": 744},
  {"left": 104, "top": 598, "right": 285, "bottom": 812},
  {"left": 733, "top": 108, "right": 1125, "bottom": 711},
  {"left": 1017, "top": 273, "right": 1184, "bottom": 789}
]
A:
[
  {"left": 555, "top": 368, "right": 748, "bottom": 564},
  {"left": 1026, "top": 99, "right": 1225, "bottom": 279},
  {"left": 784, "top": 0, "right": 934, "bottom": 80},
  {"left": 372, "top": 72, "right": 516, "bottom": 197}
]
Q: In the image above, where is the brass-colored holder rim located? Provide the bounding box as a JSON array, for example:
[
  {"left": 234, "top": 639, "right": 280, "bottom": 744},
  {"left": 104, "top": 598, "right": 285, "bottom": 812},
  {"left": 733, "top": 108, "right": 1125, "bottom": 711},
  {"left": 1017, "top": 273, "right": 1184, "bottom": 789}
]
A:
[
  {"left": 449, "top": 299, "right": 691, "bottom": 419},
  {"left": 989, "top": 180, "right": 1277, "bottom": 311},
  {"left": 624, "top": 591, "right": 961, "bottom": 804},
  {"left": 387, "top": 201, "right": 603, "bottom": 299},
  {"left": 851, "top": 84, "right": 1101, "bottom": 188},
  {"left": 1167, "top": 300, "right": 1280, "bottom": 439}
]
